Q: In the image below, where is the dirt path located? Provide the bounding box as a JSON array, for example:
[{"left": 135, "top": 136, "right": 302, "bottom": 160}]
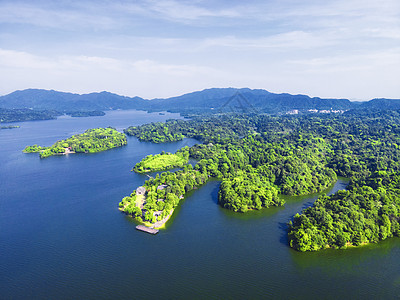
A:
[{"left": 152, "top": 210, "right": 174, "bottom": 229}]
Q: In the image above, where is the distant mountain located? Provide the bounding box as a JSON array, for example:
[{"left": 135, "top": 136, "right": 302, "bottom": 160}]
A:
[
  {"left": 136, "top": 87, "right": 354, "bottom": 114},
  {"left": 0, "top": 89, "right": 146, "bottom": 111},
  {"left": 0, "top": 88, "right": 398, "bottom": 116},
  {"left": 359, "top": 98, "right": 400, "bottom": 110}
]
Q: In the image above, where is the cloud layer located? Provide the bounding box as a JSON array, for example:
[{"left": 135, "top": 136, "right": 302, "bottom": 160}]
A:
[{"left": 0, "top": 0, "right": 399, "bottom": 99}]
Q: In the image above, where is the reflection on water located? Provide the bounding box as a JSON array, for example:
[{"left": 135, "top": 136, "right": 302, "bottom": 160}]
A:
[{"left": 291, "top": 237, "right": 400, "bottom": 271}]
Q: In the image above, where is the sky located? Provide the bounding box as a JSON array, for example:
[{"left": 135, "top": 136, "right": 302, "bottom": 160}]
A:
[{"left": 0, "top": 0, "right": 399, "bottom": 100}]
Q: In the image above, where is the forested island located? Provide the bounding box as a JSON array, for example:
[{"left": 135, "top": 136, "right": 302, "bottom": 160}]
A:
[
  {"left": 121, "top": 110, "right": 400, "bottom": 250},
  {"left": 24, "top": 127, "right": 127, "bottom": 158},
  {"left": 0, "top": 107, "right": 106, "bottom": 123},
  {"left": 66, "top": 110, "right": 105, "bottom": 117},
  {"left": 1, "top": 125, "right": 19, "bottom": 129},
  {"left": 0, "top": 108, "right": 60, "bottom": 123}
]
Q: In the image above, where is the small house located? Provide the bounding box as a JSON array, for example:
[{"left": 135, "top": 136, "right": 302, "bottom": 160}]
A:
[
  {"left": 157, "top": 184, "right": 168, "bottom": 191},
  {"left": 136, "top": 186, "right": 146, "bottom": 195}
]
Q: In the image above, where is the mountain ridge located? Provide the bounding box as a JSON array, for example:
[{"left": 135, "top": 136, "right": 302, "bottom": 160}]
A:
[{"left": 0, "top": 88, "right": 399, "bottom": 115}]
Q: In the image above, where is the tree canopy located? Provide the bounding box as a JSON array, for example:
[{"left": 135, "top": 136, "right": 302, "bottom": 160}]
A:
[
  {"left": 24, "top": 127, "right": 127, "bottom": 158},
  {"left": 121, "top": 111, "right": 400, "bottom": 251}
]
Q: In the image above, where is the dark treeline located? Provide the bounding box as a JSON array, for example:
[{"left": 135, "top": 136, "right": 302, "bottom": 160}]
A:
[
  {"left": 0, "top": 108, "right": 106, "bottom": 123},
  {"left": 0, "top": 108, "right": 60, "bottom": 122},
  {"left": 124, "top": 116, "right": 255, "bottom": 144},
  {"left": 66, "top": 110, "right": 105, "bottom": 117}
]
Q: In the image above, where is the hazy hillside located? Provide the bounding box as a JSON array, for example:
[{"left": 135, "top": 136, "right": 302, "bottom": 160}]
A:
[
  {"left": 0, "top": 89, "right": 146, "bottom": 111},
  {"left": 0, "top": 88, "right": 398, "bottom": 116},
  {"left": 146, "top": 88, "right": 354, "bottom": 114},
  {"left": 359, "top": 98, "right": 400, "bottom": 110}
]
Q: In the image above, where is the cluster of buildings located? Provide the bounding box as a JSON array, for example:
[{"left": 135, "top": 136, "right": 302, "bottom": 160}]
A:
[{"left": 286, "top": 109, "right": 346, "bottom": 115}]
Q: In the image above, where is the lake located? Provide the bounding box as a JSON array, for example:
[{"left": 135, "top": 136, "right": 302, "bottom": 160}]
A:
[{"left": 1, "top": 110, "right": 399, "bottom": 299}]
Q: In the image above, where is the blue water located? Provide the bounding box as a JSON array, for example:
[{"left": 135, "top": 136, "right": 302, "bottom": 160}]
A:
[{"left": 1, "top": 110, "right": 400, "bottom": 299}]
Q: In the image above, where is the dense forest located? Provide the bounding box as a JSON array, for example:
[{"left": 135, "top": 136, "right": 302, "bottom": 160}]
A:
[
  {"left": 0, "top": 107, "right": 106, "bottom": 123},
  {"left": 288, "top": 171, "right": 400, "bottom": 251},
  {"left": 124, "top": 116, "right": 255, "bottom": 144},
  {"left": 24, "top": 127, "right": 127, "bottom": 158},
  {"left": 65, "top": 110, "right": 105, "bottom": 117},
  {"left": 121, "top": 110, "right": 400, "bottom": 250},
  {"left": 0, "top": 108, "right": 59, "bottom": 122}
]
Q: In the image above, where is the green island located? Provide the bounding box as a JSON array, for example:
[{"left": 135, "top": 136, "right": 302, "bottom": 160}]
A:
[
  {"left": 24, "top": 127, "right": 127, "bottom": 158},
  {"left": 121, "top": 110, "right": 400, "bottom": 250},
  {"left": 1, "top": 125, "right": 20, "bottom": 129},
  {"left": 66, "top": 110, "right": 106, "bottom": 117},
  {"left": 133, "top": 149, "right": 189, "bottom": 173},
  {"left": 0, "top": 108, "right": 60, "bottom": 123},
  {"left": 0, "top": 107, "right": 106, "bottom": 123}
]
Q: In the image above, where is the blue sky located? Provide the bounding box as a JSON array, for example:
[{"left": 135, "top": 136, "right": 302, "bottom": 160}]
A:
[{"left": 0, "top": 0, "right": 399, "bottom": 100}]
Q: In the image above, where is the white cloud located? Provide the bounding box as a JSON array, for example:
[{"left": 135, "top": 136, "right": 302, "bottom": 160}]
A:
[
  {"left": 0, "top": 49, "right": 227, "bottom": 98},
  {"left": 0, "top": 49, "right": 56, "bottom": 69},
  {"left": 287, "top": 48, "right": 400, "bottom": 73},
  {"left": 200, "top": 31, "right": 339, "bottom": 51},
  {"left": 0, "top": 1, "right": 117, "bottom": 30},
  {"left": 281, "top": 48, "right": 400, "bottom": 99},
  {"left": 142, "top": 0, "right": 240, "bottom": 21},
  {"left": 0, "top": 0, "right": 399, "bottom": 100},
  {"left": 0, "top": 0, "right": 242, "bottom": 30}
]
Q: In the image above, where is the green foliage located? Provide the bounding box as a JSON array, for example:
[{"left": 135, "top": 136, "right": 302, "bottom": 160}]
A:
[
  {"left": 23, "top": 144, "right": 47, "bottom": 153},
  {"left": 288, "top": 172, "right": 400, "bottom": 251},
  {"left": 218, "top": 170, "right": 284, "bottom": 212},
  {"left": 0, "top": 108, "right": 59, "bottom": 123},
  {"left": 24, "top": 127, "right": 127, "bottom": 158},
  {"left": 120, "top": 168, "right": 209, "bottom": 223},
  {"left": 124, "top": 116, "right": 256, "bottom": 144},
  {"left": 133, "top": 148, "right": 190, "bottom": 173},
  {"left": 66, "top": 110, "right": 105, "bottom": 117},
  {"left": 121, "top": 111, "right": 400, "bottom": 236},
  {"left": 1, "top": 125, "right": 19, "bottom": 129}
]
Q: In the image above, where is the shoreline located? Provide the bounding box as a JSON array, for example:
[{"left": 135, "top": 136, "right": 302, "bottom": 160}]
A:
[
  {"left": 121, "top": 187, "right": 176, "bottom": 230},
  {"left": 152, "top": 210, "right": 174, "bottom": 229},
  {"left": 122, "top": 208, "right": 175, "bottom": 230}
]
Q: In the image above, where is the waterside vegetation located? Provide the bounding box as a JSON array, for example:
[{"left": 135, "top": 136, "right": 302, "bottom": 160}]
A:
[
  {"left": 121, "top": 111, "right": 400, "bottom": 251},
  {"left": 0, "top": 108, "right": 106, "bottom": 123},
  {"left": 288, "top": 172, "right": 400, "bottom": 251},
  {"left": 24, "top": 127, "right": 127, "bottom": 158},
  {"left": 1, "top": 125, "right": 20, "bottom": 129},
  {"left": 0, "top": 108, "right": 59, "bottom": 123},
  {"left": 133, "top": 148, "right": 189, "bottom": 173}
]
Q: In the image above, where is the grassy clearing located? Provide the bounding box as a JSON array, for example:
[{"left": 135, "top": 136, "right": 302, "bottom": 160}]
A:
[{"left": 134, "top": 153, "right": 188, "bottom": 173}]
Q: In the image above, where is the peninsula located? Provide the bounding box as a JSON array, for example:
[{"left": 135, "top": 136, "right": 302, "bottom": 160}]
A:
[{"left": 119, "top": 167, "right": 209, "bottom": 229}]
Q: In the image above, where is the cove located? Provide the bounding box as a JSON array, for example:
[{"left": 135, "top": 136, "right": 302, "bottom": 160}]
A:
[{"left": 1, "top": 110, "right": 400, "bottom": 299}]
